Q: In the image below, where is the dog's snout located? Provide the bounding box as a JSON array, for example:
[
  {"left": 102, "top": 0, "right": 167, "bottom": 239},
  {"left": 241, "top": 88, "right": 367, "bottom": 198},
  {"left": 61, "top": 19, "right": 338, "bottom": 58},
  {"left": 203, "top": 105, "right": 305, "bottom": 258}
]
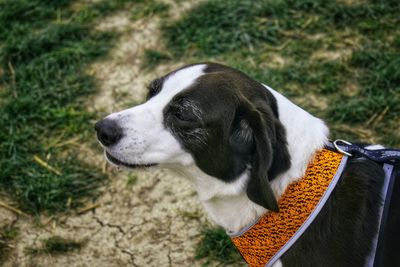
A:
[{"left": 95, "top": 119, "right": 122, "bottom": 146}]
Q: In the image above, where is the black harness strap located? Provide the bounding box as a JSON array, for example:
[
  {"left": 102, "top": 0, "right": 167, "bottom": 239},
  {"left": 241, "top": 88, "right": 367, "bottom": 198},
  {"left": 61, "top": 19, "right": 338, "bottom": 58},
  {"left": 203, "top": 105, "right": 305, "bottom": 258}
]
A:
[
  {"left": 325, "top": 140, "right": 400, "bottom": 164},
  {"left": 325, "top": 140, "right": 400, "bottom": 267}
]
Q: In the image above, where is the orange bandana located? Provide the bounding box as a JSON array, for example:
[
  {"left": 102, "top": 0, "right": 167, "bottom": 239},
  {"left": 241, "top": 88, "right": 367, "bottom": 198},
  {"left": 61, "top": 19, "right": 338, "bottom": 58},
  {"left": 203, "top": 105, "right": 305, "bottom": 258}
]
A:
[{"left": 230, "top": 149, "right": 346, "bottom": 267}]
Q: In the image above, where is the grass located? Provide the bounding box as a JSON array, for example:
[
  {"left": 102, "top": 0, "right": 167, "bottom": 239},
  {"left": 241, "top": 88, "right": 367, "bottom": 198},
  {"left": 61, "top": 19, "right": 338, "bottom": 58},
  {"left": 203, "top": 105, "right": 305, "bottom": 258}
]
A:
[
  {"left": 158, "top": 0, "right": 400, "bottom": 146},
  {"left": 126, "top": 174, "right": 138, "bottom": 186},
  {"left": 0, "top": 224, "right": 18, "bottom": 264},
  {"left": 0, "top": 0, "right": 153, "bottom": 214},
  {"left": 26, "top": 236, "right": 84, "bottom": 255},
  {"left": 195, "top": 227, "right": 243, "bottom": 266},
  {"left": 143, "top": 49, "right": 172, "bottom": 69},
  {"left": 131, "top": 0, "right": 170, "bottom": 21}
]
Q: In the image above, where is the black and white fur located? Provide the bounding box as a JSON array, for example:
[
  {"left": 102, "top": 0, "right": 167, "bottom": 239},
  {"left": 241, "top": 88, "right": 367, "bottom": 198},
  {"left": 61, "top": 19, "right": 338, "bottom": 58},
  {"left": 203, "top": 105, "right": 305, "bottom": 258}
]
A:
[{"left": 95, "top": 63, "right": 399, "bottom": 267}]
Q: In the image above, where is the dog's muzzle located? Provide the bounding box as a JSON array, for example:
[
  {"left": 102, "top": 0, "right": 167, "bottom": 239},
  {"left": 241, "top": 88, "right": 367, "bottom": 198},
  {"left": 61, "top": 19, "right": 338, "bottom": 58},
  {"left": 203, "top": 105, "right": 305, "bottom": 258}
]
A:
[{"left": 95, "top": 118, "right": 158, "bottom": 169}]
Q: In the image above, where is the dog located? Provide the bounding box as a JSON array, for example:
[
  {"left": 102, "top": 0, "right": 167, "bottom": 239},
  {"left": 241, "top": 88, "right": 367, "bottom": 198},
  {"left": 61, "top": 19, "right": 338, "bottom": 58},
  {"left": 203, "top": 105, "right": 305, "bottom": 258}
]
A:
[{"left": 95, "top": 63, "right": 399, "bottom": 267}]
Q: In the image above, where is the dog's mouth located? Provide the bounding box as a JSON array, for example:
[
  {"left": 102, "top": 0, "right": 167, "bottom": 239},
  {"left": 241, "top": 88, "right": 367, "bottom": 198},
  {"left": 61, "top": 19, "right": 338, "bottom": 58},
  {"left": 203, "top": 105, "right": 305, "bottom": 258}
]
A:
[{"left": 105, "top": 151, "right": 157, "bottom": 169}]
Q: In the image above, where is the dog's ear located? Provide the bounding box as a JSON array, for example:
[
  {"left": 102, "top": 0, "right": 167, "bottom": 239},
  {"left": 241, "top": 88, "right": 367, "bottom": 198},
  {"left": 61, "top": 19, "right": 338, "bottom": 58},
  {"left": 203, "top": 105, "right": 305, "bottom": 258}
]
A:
[
  {"left": 229, "top": 116, "right": 254, "bottom": 162},
  {"left": 236, "top": 100, "right": 289, "bottom": 212}
]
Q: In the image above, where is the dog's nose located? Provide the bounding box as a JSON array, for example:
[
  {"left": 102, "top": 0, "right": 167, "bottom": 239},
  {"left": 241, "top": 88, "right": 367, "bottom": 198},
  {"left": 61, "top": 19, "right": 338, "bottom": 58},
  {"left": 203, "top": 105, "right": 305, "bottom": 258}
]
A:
[{"left": 94, "top": 119, "right": 122, "bottom": 146}]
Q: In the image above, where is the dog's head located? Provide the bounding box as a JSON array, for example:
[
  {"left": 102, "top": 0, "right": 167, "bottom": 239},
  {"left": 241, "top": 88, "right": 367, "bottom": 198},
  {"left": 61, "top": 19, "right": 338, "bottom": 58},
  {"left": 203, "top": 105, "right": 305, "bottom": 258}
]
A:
[{"left": 95, "top": 63, "right": 290, "bottom": 211}]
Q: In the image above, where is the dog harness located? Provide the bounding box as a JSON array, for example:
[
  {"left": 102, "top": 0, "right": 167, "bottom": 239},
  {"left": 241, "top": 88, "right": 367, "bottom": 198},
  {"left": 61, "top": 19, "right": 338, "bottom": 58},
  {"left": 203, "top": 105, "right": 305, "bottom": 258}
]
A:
[{"left": 229, "top": 140, "right": 400, "bottom": 267}]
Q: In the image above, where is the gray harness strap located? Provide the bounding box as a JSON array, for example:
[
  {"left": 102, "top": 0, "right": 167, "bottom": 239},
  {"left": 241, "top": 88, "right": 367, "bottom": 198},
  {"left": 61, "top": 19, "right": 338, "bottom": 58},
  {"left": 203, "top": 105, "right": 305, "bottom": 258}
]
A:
[{"left": 366, "top": 164, "right": 394, "bottom": 267}]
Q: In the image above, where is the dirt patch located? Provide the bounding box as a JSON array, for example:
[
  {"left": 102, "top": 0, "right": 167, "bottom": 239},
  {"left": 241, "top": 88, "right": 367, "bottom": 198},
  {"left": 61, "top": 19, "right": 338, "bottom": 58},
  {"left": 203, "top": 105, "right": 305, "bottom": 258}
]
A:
[
  {"left": 3, "top": 169, "right": 212, "bottom": 267},
  {"left": 342, "top": 80, "right": 361, "bottom": 97},
  {"left": 292, "top": 94, "right": 329, "bottom": 111},
  {"left": 260, "top": 53, "right": 292, "bottom": 69},
  {"left": 310, "top": 49, "right": 352, "bottom": 63},
  {"left": 88, "top": 11, "right": 186, "bottom": 113},
  {"left": 1, "top": 2, "right": 241, "bottom": 266}
]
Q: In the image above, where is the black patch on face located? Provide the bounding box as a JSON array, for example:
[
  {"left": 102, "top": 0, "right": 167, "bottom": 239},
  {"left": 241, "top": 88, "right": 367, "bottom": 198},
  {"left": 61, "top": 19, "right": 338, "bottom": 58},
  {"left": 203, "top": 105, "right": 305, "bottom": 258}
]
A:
[
  {"left": 203, "top": 63, "right": 280, "bottom": 118},
  {"left": 146, "top": 77, "right": 164, "bottom": 99},
  {"left": 163, "top": 63, "right": 291, "bottom": 211}
]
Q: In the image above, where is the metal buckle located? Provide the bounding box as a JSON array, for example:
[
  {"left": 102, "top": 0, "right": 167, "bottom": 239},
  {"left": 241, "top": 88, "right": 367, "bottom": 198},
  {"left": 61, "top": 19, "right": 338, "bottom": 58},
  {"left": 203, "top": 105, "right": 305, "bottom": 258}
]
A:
[{"left": 333, "top": 139, "right": 353, "bottom": 157}]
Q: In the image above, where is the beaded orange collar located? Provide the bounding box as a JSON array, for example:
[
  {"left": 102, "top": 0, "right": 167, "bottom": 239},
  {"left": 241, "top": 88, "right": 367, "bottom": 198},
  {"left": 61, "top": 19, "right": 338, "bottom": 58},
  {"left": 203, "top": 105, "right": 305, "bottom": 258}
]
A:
[{"left": 230, "top": 149, "right": 347, "bottom": 267}]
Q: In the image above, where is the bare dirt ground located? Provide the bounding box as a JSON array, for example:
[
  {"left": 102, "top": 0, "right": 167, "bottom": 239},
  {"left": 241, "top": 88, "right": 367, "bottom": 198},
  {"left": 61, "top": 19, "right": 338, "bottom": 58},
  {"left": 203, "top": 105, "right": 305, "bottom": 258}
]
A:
[
  {"left": 1, "top": 1, "right": 242, "bottom": 266},
  {"left": 3, "top": 168, "right": 210, "bottom": 267}
]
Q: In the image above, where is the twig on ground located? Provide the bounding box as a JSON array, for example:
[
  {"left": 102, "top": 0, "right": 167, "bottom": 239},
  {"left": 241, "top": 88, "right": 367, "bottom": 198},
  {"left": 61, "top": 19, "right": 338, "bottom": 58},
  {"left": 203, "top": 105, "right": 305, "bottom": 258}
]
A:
[
  {"left": 301, "top": 16, "right": 316, "bottom": 29},
  {"left": 7, "top": 61, "right": 17, "bottom": 98},
  {"left": 262, "top": 40, "right": 290, "bottom": 51},
  {"left": 0, "top": 200, "right": 30, "bottom": 218},
  {"left": 102, "top": 161, "right": 108, "bottom": 174},
  {"left": 33, "top": 155, "right": 61, "bottom": 176},
  {"left": 373, "top": 106, "right": 389, "bottom": 125},
  {"left": 366, "top": 106, "right": 389, "bottom": 126},
  {"left": 0, "top": 240, "right": 15, "bottom": 248},
  {"left": 366, "top": 113, "right": 378, "bottom": 126},
  {"left": 41, "top": 216, "right": 55, "bottom": 226},
  {"left": 77, "top": 203, "right": 100, "bottom": 215}
]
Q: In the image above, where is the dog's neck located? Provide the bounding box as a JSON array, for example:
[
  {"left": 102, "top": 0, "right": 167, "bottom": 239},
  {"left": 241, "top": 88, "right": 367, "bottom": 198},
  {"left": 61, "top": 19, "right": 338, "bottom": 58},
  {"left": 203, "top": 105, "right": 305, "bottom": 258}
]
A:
[
  {"left": 266, "top": 86, "right": 329, "bottom": 199},
  {"left": 176, "top": 87, "right": 329, "bottom": 233}
]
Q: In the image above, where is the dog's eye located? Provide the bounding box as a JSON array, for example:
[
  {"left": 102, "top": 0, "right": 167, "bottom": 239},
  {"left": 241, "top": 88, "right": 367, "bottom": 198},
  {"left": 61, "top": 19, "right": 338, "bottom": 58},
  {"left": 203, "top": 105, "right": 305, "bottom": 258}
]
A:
[
  {"left": 174, "top": 112, "right": 195, "bottom": 123},
  {"left": 169, "top": 98, "right": 200, "bottom": 127}
]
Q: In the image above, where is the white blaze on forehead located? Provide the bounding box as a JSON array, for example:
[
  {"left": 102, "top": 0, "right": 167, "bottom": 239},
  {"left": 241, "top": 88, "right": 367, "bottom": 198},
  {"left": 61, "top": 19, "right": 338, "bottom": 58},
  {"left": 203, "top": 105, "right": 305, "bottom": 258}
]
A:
[
  {"left": 104, "top": 64, "right": 207, "bottom": 167},
  {"left": 147, "top": 63, "right": 207, "bottom": 107}
]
